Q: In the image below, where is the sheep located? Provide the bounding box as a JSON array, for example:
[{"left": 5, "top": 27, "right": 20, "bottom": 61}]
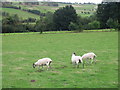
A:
[
  {"left": 71, "top": 53, "right": 84, "bottom": 68},
  {"left": 33, "top": 58, "right": 52, "bottom": 70},
  {"left": 82, "top": 52, "right": 97, "bottom": 64}
]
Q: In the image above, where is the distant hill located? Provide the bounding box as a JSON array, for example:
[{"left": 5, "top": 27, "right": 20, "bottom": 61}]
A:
[{"left": 2, "top": 2, "right": 97, "bottom": 20}]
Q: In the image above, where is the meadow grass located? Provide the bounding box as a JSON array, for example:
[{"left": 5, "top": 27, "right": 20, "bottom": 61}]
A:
[{"left": 2, "top": 32, "right": 118, "bottom": 88}]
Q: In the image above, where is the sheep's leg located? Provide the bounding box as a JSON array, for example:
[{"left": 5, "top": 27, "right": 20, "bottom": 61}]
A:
[
  {"left": 72, "top": 62, "right": 76, "bottom": 68},
  {"left": 77, "top": 64, "right": 79, "bottom": 68},
  {"left": 49, "top": 65, "right": 51, "bottom": 69},
  {"left": 81, "top": 60, "right": 84, "bottom": 68},
  {"left": 91, "top": 59, "right": 94, "bottom": 64},
  {"left": 82, "top": 63, "right": 84, "bottom": 69},
  {"left": 38, "top": 66, "right": 41, "bottom": 70},
  {"left": 47, "top": 62, "right": 51, "bottom": 69},
  {"left": 72, "top": 64, "right": 75, "bottom": 68},
  {"left": 48, "top": 62, "right": 52, "bottom": 69},
  {"left": 41, "top": 65, "right": 44, "bottom": 70},
  {"left": 46, "top": 63, "right": 50, "bottom": 70},
  {"left": 90, "top": 59, "right": 94, "bottom": 64},
  {"left": 88, "top": 58, "right": 93, "bottom": 65},
  {"left": 86, "top": 59, "right": 89, "bottom": 65},
  {"left": 47, "top": 65, "right": 50, "bottom": 70},
  {"left": 76, "top": 61, "right": 79, "bottom": 68},
  {"left": 94, "top": 58, "right": 96, "bottom": 64},
  {"left": 46, "top": 62, "right": 50, "bottom": 70}
]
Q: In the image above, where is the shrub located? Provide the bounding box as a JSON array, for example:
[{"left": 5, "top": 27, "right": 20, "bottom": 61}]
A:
[{"left": 87, "top": 20, "right": 100, "bottom": 29}]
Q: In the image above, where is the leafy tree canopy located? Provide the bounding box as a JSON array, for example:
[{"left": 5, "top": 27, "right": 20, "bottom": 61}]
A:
[{"left": 53, "top": 5, "right": 77, "bottom": 30}]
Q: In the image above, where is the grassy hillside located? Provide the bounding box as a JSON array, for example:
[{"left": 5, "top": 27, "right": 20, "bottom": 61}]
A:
[
  {"left": 20, "top": 5, "right": 57, "bottom": 13},
  {"left": 73, "top": 4, "right": 97, "bottom": 17},
  {"left": 22, "top": 3, "right": 97, "bottom": 17},
  {"left": 2, "top": 3, "right": 97, "bottom": 19},
  {"left": 2, "top": 32, "right": 118, "bottom": 88},
  {"left": 2, "top": 8, "right": 40, "bottom": 19}
]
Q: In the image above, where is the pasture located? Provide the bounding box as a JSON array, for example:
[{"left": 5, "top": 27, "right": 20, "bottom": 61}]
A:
[
  {"left": 2, "top": 32, "right": 118, "bottom": 88},
  {"left": 2, "top": 8, "right": 40, "bottom": 19}
]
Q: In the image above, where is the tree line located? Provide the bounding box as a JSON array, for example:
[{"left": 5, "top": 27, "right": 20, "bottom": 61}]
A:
[{"left": 2, "top": 2, "right": 120, "bottom": 33}]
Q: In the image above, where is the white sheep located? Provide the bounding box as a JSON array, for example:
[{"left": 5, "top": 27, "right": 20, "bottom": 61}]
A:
[
  {"left": 71, "top": 53, "right": 84, "bottom": 68},
  {"left": 33, "top": 58, "right": 52, "bottom": 70},
  {"left": 82, "top": 52, "right": 97, "bottom": 64}
]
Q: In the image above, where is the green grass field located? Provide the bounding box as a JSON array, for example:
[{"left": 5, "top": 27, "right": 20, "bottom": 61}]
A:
[{"left": 2, "top": 32, "right": 118, "bottom": 88}]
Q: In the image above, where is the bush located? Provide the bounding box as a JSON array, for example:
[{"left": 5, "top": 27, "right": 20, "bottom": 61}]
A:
[
  {"left": 106, "top": 18, "right": 119, "bottom": 30},
  {"left": 2, "top": 12, "right": 10, "bottom": 17},
  {"left": 25, "top": 23, "right": 36, "bottom": 32},
  {"left": 68, "top": 22, "right": 83, "bottom": 32},
  {"left": 22, "top": 18, "right": 36, "bottom": 23},
  {"left": 68, "top": 22, "right": 79, "bottom": 30},
  {"left": 2, "top": 25, "right": 14, "bottom": 33},
  {"left": 2, "top": 24, "right": 27, "bottom": 33},
  {"left": 87, "top": 20, "right": 100, "bottom": 29}
]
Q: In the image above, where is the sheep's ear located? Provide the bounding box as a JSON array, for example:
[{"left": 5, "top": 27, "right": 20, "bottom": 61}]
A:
[{"left": 73, "top": 52, "right": 76, "bottom": 55}]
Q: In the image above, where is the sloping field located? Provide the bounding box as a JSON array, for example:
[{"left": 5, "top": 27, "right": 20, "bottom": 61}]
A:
[
  {"left": 2, "top": 8, "right": 40, "bottom": 19},
  {"left": 2, "top": 3, "right": 97, "bottom": 18}
]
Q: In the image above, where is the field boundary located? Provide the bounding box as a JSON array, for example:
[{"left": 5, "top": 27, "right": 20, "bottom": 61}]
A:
[{"left": 0, "top": 29, "right": 117, "bottom": 36}]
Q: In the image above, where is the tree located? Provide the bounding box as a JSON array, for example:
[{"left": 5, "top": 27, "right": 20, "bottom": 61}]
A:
[
  {"left": 68, "top": 22, "right": 79, "bottom": 30},
  {"left": 35, "top": 12, "right": 54, "bottom": 33},
  {"left": 53, "top": 5, "right": 77, "bottom": 30},
  {"left": 35, "top": 17, "right": 46, "bottom": 34},
  {"left": 2, "top": 15, "right": 16, "bottom": 33},
  {"left": 75, "top": 16, "right": 91, "bottom": 30},
  {"left": 68, "top": 22, "right": 83, "bottom": 32},
  {"left": 44, "top": 12, "right": 55, "bottom": 31},
  {"left": 2, "top": 14, "right": 26, "bottom": 33},
  {"left": 106, "top": 18, "right": 119, "bottom": 30},
  {"left": 106, "top": 18, "right": 114, "bottom": 29},
  {"left": 96, "top": 2, "right": 120, "bottom": 30}
]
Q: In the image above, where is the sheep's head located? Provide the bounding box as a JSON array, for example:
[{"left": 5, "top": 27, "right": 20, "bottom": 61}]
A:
[
  {"left": 72, "top": 52, "right": 76, "bottom": 55},
  {"left": 33, "top": 63, "right": 36, "bottom": 68}
]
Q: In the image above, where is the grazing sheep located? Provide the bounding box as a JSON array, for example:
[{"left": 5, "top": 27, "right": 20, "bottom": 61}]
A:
[
  {"left": 71, "top": 53, "right": 84, "bottom": 68},
  {"left": 82, "top": 52, "right": 97, "bottom": 64},
  {"left": 33, "top": 58, "right": 52, "bottom": 70}
]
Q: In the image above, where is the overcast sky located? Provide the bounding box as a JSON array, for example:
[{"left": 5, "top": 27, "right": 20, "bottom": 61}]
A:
[{"left": 38, "top": 0, "right": 103, "bottom": 4}]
